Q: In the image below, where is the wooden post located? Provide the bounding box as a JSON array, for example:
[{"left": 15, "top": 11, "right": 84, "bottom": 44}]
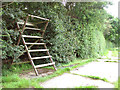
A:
[
  {"left": 17, "top": 16, "right": 29, "bottom": 46},
  {"left": 41, "top": 21, "right": 49, "bottom": 37},
  {"left": 44, "top": 44, "right": 57, "bottom": 71}
]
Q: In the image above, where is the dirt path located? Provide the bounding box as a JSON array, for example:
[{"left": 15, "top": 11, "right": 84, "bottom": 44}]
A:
[
  {"left": 41, "top": 51, "right": 118, "bottom": 88},
  {"left": 41, "top": 73, "right": 114, "bottom": 88},
  {"left": 71, "top": 62, "right": 118, "bottom": 83},
  {"left": 41, "top": 61, "right": 118, "bottom": 88}
]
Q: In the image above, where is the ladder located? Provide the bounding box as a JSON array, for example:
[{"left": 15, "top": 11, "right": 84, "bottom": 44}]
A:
[{"left": 17, "top": 14, "right": 57, "bottom": 76}]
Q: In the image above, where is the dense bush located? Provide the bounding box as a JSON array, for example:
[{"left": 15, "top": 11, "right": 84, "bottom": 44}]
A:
[
  {"left": 105, "top": 40, "right": 116, "bottom": 49},
  {"left": 104, "top": 15, "right": 119, "bottom": 49},
  {"left": 104, "top": 16, "right": 119, "bottom": 44},
  {"left": 2, "top": 2, "right": 116, "bottom": 64}
]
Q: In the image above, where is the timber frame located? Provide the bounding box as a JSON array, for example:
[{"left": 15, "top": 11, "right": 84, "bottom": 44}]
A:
[{"left": 13, "top": 14, "right": 57, "bottom": 76}]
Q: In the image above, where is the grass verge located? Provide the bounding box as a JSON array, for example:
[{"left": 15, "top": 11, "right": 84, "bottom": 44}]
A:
[
  {"left": 75, "top": 86, "right": 98, "bottom": 89},
  {"left": 2, "top": 58, "right": 94, "bottom": 88},
  {"left": 81, "top": 75, "right": 109, "bottom": 82},
  {"left": 2, "top": 64, "right": 33, "bottom": 76},
  {"left": 71, "top": 73, "right": 109, "bottom": 82}
]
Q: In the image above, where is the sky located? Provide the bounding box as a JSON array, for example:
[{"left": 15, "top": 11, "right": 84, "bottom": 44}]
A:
[{"left": 104, "top": 0, "right": 119, "bottom": 18}]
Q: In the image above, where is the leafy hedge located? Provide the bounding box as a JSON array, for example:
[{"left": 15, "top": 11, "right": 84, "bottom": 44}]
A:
[{"left": 2, "top": 2, "right": 112, "bottom": 64}]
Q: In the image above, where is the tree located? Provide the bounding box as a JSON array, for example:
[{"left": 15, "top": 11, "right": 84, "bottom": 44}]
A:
[{"left": 2, "top": 2, "right": 113, "bottom": 64}]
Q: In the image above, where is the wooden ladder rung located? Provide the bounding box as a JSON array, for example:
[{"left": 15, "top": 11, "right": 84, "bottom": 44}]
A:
[
  {"left": 31, "top": 56, "right": 52, "bottom": 60},
  {"left": 35, "top": 62, "right": 55, "bottom": 68},
  {"left": 17, "top": 22, "right": 34, "bottom": 26},
  {"left": 25, "top": 27, "right": 45, "bottom": 32},
  {"left": 25, "top": 43, "right": 45, "bottom": 45},
  {"left": 28, "top": 14, "right": 49, "bottom": 21},
  {"left": 28, "top": 49, "right": 49, "bottom": 52},
  {"left": 22, "top": 35, "right": 43, "bottom": 38}
]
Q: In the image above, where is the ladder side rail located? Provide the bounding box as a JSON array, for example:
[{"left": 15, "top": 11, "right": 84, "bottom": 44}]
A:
[
  {"left": 17, "top": 16, "right": 29, "bottom": 46},
  {"left": 22, "top": 37, "right": 39, "bottom": 75},
  {"left": 12, "top": 61, "right": 31, "bottom": 65},
  {"left": 13, "top": 39, "right": 40, "bottom": 62},
  {"left": 43, "top": 44, "right": 57, "bottom": 71},
  {"left": 28, "top": 14, "right": 49, "bottom": 21},
  {"left": 16, "top": 23, "right": 21, "bottom": 46},
  {"left": 41, "top": 21, "right": 49, "bottom": 37}
]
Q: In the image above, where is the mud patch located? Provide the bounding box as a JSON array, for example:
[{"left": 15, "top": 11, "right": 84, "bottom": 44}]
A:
[{"left": 19, "top": 68, "right": 55, "bottom": 79}]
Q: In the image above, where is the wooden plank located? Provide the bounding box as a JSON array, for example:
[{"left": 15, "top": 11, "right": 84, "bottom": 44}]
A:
[
  {"left": 28, "top": 14, "right": 49, "bottom": 21},
  {"left": 12, "top": 61, "right": 31, "bottom": 65},
  {"left": 17, "top": 22, "right": 34, "bottom": 26},
  {"left": 14, "top": 39, "right": 40, "bottom": 61},
  {"left": 22, "top": 35, "right": 43, "bottom": 38},
  {"left": 34, "top": 21, "right": 48, "bottom": 24},
  {"left": 35, "top": 62, "right": 55, "bottom": 68},
  {"left": 31, "top": 56, "right": 52, "bottom": 60},
  {"left": 28, "top": 49, "right": 49, "bottom": 52},
  {"left": 25, "top": 43, "right": 45, "bottom": 45},
  {"left": 25, "top": 27, "right": 44, "bottom": 32}
]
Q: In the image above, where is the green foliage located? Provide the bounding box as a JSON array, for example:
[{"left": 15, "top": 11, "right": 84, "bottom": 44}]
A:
[
  {"left": 2, "top": 74, "right": 42, "bottom": 88},
  {"left": 102, "top": 49, "right": 109, "bottom": 57},
  {"left": 2, "top": 2, "right": 113, "bottom": 64},
  {"left": 105, "top": 40, "right": 116, "bottom": 49},
  {"left": 2, "top": 4, "right": 25, "bottom": 61},
  {"left": 104, "top": 16, "right": 119, "bottom": 45},
  {"left": 2, "top": 64, "right": 42, "bottom": 88},
  {"left": 80, "top": 75, "right": 109, "bottom": 82},
  {"left": 75, "top": 86, "right": 98, "bottom": 88},
  {"left": 2, "top": 64, "right": 32, "bottom": 76},
  {"left": 2, "top": 74, "right": 20, "bottom": 83},
  {"left": 112, "top": 51, "right": 118, "bottom": 57}
]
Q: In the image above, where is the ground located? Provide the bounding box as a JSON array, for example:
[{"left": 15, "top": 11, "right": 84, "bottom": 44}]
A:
[
  {"left": 20, "top": 68, "right": 55, "bottom": 79},
  {"left": 20, "top": 51, "right": 119, "bottom": 88},
  {"left": 41, "top": 61, "right": 118, "bottom": 88}
]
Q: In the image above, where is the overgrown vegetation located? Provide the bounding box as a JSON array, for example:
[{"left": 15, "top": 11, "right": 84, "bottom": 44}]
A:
[
  {"left": 105, "top": 15, "right": 119, "bottom": 47},
  {"left": 1, "top": 1, "right": 119, "bottom": 88},
  {"left": 2, "top": 2, "right": 118, "bottom": 64}
]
